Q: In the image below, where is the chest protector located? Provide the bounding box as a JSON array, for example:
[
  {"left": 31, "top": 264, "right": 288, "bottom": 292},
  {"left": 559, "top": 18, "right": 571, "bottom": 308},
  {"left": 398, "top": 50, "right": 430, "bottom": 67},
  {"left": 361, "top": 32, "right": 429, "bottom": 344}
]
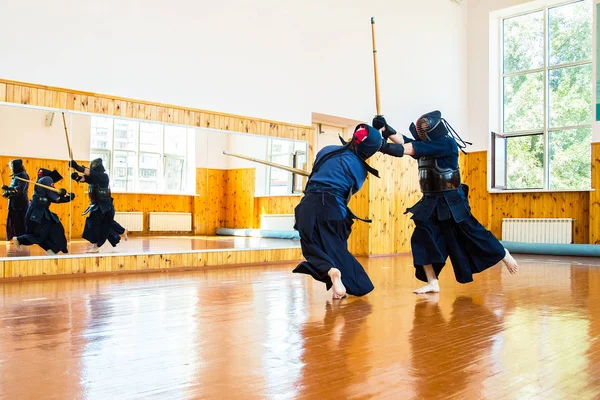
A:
[
  {"left": 88, "top": 185, "right": 112, "bottom": 203},
  {"left": 418, "top": 157, "right": 461, "bottom": 193}
]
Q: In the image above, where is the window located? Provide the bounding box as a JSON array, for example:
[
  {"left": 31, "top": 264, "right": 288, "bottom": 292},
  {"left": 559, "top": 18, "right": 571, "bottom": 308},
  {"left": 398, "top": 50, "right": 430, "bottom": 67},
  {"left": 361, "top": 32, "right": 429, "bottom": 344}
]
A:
[
  {"left": 266, "top": 139, "right": 307, "bottom": 195},
  {"left": 491, "top": 0, "right": 593, "bottom": 190},
  {"left": 90, "top": 116, "right": 194, "bottom": 193}
]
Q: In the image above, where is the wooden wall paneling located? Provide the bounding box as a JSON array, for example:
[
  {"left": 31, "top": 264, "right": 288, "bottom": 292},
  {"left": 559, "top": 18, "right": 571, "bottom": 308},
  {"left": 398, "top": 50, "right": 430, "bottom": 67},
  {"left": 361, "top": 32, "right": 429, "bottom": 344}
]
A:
[
  {"left": 194, "top": 168, "right": 208, "bottom": 235},
  {"left": 347, "top": 181, "right": 370, "bottom": 257},
  {"left": 367, "top": 153, "right": 394, "bottom": 256},
  {"left": 225, "top": 169, "right": 255, "bottom": 229},
  {"left": 0, "top": 247, "right": 304, "bottom": 280},
  {"left": 460, "top": 150, "right": 593, "bottom": 244},
  {"left": 360, "top": 153, "right": 421, "bottom": 256},
  {"left": 589, "top": 143, "right": 600, "bottom": 244},
  {"left": 204, "top": 169, "right": 227, "bottom": 234},
  {"left": 393, "top": 156, "right": 421, "bottom": 254},
  {"left": 21, "top": 87, "right": 30, "bottom": 105},
  {"left": 460, "top": 150, "right": 490, "bottom": 227},
  {"left": 0, "top": 82, "right": 6, "bottom": 102},
  {"left": 488, "top": 191, "right": 588, "bottom": 244}
]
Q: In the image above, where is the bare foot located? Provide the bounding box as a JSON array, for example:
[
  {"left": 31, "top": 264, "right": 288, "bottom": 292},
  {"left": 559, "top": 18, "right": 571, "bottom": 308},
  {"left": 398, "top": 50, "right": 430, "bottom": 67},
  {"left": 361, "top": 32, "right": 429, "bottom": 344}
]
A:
[
  {"left": 86, "top": 244, "right": 100, "bottom": 253},
  {"left": 413, "top": 280, "right": 440, "bottom": 294},
  {"left": 328, "top": 268, "right": 347, "bottom": 299},
  {"left": 123, "top": 230, "right": 129, "bottom": 241},
  {"left": 502, "top": 248, "right": 518, "bottom": 275},
  {"left": 46, "top": 249, "right": 56, "bottom": 255},
  {"left": 11, "top": 237, "right": 22, "bottom": 251}
]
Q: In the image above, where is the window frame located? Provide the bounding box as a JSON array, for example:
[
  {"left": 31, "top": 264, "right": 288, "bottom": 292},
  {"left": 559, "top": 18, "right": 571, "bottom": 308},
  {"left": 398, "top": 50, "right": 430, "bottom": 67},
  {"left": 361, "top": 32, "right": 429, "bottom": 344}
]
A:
[
  {"left": 90, "top": 116, "right": 192, "bottom": 194},
  {"left": 265, "top": 138, "right": 308, "bottom": 196},
  {"left": 490, "top": 0, "right": 593, "bottom": 192}
]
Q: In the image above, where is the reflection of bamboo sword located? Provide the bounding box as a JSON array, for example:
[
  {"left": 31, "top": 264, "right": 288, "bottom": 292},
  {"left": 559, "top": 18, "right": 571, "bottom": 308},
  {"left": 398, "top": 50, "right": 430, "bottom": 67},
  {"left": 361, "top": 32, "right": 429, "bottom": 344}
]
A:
[
  {"left": 62, "top": 112, "right": 74, "bottom": 160},
  {"left": 223, "top": 151, "right": 310, "bottom": 177},
  {"left": 15, "top": 176, "right": 62, "bottom": 194}
]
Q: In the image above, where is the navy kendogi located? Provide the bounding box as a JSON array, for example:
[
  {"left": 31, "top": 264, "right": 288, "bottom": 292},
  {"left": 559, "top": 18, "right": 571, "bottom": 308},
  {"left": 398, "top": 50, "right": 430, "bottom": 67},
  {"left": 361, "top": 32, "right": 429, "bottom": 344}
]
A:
[
  {"left": 14, "top": 169, "right": 75, "bottom": 255},
  {"left": 2, "top": 159, "right": 29, "bottom": 240},
  {"left": 293, "top": 124, "right": 383, "bottom": 297},
  {"left": 70, "top": 158, "right": 125, "bottom": 251},
  {"left": 394, "top": 111, "right": 505, "bottom": 284}
]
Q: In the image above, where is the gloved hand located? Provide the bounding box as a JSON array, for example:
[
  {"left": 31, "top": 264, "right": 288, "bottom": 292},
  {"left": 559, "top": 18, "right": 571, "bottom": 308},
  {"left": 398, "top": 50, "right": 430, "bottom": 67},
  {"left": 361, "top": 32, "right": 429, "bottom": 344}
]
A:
[
  {"left": 379, "top": 141, "right": 405, "bottom": 158},
  {"left": 372, "top": 115, "right": 397, "bottom": 139},
  {"left": 69, "top": 160, "right": 85, "bottom": 173},
  {"left": 58, "top": 188, "right": 67, "bottom": 197},
  {"left": 2, "top": 191, "right": 9, "bottom": 198},
  {"left": 67, "top": 192, "right": 76, "bottom": 201},
  {"left": 71, "top": 172, "right": 82, "bottom": 182},
  {"left": 1, "top": 185, "right": 9, "bottom": 191}
]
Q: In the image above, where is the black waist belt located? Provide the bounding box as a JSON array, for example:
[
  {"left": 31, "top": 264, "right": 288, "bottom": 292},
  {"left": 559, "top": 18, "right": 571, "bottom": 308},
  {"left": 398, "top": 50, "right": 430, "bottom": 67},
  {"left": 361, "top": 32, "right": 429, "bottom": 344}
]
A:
[
  {"left": 305, "top": 191, "right": 372, "bottom": 223},
  {"left": 32, "top": 197, "right": 50, "bottom": 207}
]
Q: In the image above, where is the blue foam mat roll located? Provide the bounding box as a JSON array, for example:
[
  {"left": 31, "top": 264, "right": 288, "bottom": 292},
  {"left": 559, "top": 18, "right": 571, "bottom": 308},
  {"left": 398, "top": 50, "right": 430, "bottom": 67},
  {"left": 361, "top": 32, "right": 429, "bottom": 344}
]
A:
[
  {"left": 501, "top": 241, "right": 600, "bottom": 257},
  {"left": 216, "top": 228, "right": 300, "bottom": 240}
]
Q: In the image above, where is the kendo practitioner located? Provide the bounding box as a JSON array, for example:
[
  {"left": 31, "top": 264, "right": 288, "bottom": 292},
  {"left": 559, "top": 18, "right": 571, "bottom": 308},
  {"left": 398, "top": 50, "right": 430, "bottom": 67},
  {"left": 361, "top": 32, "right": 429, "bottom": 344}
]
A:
[
  {"left": 69, "top": 158, "right": 127, "bottom": 253},
  {"left": 373, "top": 111, "right": 518, "bottom": 294},
  {"left": 12, "top": 169, "right": 75, "bottom": 255},
  {"left": 293, "top": 124, "right": 386, "bottom": 299},
  {"left": 2, "top": 159, "right": 29, "bottom": 240}
]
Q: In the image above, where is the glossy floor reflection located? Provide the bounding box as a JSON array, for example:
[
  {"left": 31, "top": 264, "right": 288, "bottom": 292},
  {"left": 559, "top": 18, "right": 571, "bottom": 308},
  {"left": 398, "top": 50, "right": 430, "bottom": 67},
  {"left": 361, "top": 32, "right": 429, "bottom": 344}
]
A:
[
  {"left": 0, "top": 235, "right": 300, "bottom": 258},
  {"left": 0, "top": 254, "right": 599, "bottom": 399}
]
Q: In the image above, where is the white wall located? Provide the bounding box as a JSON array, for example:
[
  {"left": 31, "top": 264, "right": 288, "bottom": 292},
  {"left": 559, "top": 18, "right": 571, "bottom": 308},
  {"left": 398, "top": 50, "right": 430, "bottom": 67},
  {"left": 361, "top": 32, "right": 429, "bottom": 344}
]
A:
[
  {"left": 0, "top": 0, "right": 468, "bottom": 133},
  {"left": 0, "top": 104, "right": 91, "bottom": 160},
  {"left": 195, "top": 129, "right": 228, "bottom": 169},
  {"left": 594, "top": 0, "right": 600, "bottom": 142},
  {"left": 466, "top": 0, "right": 536, "bottom": 151}
]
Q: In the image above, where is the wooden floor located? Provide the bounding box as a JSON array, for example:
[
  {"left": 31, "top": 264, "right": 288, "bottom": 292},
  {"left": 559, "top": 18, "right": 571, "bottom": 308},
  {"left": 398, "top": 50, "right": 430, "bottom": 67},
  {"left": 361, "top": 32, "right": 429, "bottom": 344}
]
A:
[
  {"left": 0, "top": 254, "right": 599, "bottom": 399},
  {"left": 0, "top": 235, "right": 300, "bottom": 259}
]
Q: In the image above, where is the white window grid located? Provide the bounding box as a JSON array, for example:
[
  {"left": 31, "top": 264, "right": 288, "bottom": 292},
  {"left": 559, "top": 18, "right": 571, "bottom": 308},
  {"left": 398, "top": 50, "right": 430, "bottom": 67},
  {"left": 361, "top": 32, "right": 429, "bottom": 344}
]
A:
[
  {"left": 495, "top": 0, "right": 592, "bottom": 190},
  {"left": 90, "top": 117, "right": 189, "bottom": 193}
]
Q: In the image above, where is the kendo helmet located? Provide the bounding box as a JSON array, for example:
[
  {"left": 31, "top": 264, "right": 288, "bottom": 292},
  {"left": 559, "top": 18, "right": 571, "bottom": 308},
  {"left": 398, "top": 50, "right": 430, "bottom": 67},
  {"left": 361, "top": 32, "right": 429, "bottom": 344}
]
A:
[
  {"left": 90, "top": 158, "right": 105, "bottom": 173},
  {"left": 411, "top": 110, "right": 449, "bottom": 141},
  {"left": 37, "top": 168, "right": 63, "bottom": 183},
  {"left": 9, "top": 159, "right": 24, "bottom": 174},
  {"left": 352, "top": 124, "right": 384, "bottom": 160},
  {"left": 408, "top": 110, "right": 472, "bottom": 153}
]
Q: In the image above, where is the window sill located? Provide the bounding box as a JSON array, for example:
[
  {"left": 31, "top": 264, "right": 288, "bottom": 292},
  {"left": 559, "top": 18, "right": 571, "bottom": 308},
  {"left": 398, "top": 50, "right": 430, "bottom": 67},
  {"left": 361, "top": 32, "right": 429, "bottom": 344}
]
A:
[
  {"left": 111, "top": 191, "right": 197, "bottom": 197},
  {"left": 488, "top": 188, "right": 595, "bottom": 194},
  {"left": 254, "top": 194, "right": 303, "bottom": 198}
]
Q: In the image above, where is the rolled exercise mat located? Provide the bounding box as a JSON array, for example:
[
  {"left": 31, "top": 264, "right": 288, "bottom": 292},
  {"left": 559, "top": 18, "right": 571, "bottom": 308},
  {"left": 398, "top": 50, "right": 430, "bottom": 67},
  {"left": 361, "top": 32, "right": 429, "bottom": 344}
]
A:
[
  {"left": 216, "top": 228, "right": 300, "bottom": 240},
  {"left": 501, "top": 241, "right": 600, "bottom": 257}
]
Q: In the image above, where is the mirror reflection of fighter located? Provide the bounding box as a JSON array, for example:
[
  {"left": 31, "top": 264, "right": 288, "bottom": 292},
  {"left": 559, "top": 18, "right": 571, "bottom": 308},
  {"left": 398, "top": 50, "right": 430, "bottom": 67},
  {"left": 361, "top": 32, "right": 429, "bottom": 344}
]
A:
[
  {"left": 69, "top": 158, "right": 127, "bottom": 253},
  {"left": 2, "top": 159, "right": 29, "bottom": 240},
  {"left": 12, "top": 169, "right": 75, "bottom": 255},
  {"left": 375, "top": 111, "right": 518, "bottom": 294}
]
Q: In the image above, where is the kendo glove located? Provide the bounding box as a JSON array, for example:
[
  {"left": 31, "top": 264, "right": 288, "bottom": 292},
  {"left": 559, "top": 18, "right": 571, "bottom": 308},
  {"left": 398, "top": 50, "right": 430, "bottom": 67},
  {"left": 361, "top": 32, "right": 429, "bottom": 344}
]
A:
[
  {"left": 58, "top": 188, "right": 67, "bottom": 197},
  {"left": 69, "top": 160, "right": 85, "bottom": 173},
  {"left": 71, "top": 172, "right": 82, "bottom": 182},
  {"left": 379, "top": 141, "right": 405, "bottom": 158},
  {"left": 1, "top": 185, "right": 9, "bottom": 191},
  {"left": 372, "top": 115, "right": 397, "bottom": 139},
  {"left": 2, "top": 191, "right": 9, "bottom": 198},
  {"left": 56, "top": 192, "right": 75, "bottom": 203}
]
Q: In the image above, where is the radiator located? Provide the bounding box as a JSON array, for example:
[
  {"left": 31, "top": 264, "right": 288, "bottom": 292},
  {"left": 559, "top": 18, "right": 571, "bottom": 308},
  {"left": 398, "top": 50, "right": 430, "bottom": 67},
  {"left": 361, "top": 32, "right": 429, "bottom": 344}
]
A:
[
  {"left": 260, "top": 214, "right": 295, "bottom": 231},
  {"left": 114, "top": 212, "right": 144, "bottom": 232},
  {"left": 149, "top": 212, "right": 192, "bottom": 232},
  {"left": 502, "top": 218, "right": 573, "bottom": 244}
]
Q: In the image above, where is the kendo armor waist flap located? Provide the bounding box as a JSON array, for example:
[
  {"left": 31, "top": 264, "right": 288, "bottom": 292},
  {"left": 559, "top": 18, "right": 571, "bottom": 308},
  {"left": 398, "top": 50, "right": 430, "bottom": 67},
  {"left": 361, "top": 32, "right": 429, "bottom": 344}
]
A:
[{"left": 418, "top": 157, "right": 461, "bottom": 193}]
